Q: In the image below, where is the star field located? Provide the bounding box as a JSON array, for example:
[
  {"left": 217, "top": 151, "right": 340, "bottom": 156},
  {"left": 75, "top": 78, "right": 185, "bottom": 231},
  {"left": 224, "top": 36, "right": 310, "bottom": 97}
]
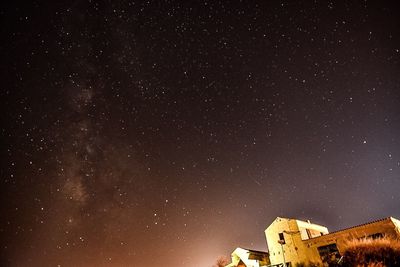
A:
[{"left": 1, "top": 1, "right": 400, "bottom": 266}]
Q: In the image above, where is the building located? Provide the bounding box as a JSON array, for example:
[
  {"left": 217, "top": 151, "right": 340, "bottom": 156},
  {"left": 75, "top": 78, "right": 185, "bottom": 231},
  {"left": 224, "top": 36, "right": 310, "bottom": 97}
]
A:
[
  {"left": 226, "top": 247, "right": 270, "bottom": 267},
  {"left": 302, "top": 217, "right": 400, "bottom": 266},
  {"left": 266, "top": 216, "right": 400, "bottom": 266},
  {"left": 226, "top": 216, "right": 400, "bottom": 267},
  {"left": 265, "top": 217, "right": 329, "bottom": 266}
]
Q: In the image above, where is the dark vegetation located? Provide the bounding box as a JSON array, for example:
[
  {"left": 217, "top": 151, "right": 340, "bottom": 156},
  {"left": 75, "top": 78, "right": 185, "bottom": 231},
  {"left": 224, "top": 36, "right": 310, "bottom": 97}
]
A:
[
  {"left": 341, "top": 237, "right": 400, "bottom": 267},
  {"left": 213, "top": 256, "right": 230, "bottom": 267}
]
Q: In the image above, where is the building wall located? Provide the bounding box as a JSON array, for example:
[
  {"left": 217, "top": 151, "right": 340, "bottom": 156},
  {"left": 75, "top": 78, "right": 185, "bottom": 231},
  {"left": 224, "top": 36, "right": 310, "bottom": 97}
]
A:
[
  {"left": 265, "top": 217, "right": 328, "bottom": 266},
  {"left": 237, "top": 260, "right": 246, "bottom": 267},
  {"left": 297, "top": 220, "right": 329, "bottom": 240},
  {"left": 261, "top": 217, "right": 400, "bottom": 266},
  {"left": 304, "top": 217, "right": 400, "bottom": 264},
  {"left": 226, "top": 247, "right": 269, "bottom": 267},
  {"left": 391, "top": 217, "right": 400, "bottom": 235}
]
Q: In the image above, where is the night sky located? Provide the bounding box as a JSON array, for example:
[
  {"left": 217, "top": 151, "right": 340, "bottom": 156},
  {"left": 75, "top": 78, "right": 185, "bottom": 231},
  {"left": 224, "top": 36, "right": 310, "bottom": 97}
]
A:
[{"left": 1, "top": 1, "right": 400, "bottom": 266}]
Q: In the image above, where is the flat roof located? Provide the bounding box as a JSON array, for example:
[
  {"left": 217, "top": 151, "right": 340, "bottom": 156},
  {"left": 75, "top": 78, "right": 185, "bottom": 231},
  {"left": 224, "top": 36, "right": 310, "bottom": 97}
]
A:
[{"left": 307, "top": 217, "right": 393, "bottom": 240}]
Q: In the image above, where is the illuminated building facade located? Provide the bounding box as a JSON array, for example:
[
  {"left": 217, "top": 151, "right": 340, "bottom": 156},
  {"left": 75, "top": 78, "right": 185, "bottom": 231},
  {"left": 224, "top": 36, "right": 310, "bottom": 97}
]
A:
[
  {"left": 226, "top": 216, "right": 400, "bottom": 267},
  {"left": 226, "top": 247, "right": 270, "bottom": 267}
]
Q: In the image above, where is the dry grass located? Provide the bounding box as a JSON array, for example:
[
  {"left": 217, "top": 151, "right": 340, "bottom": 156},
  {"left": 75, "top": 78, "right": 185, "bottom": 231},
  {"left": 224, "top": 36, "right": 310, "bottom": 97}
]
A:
[{"left": 341, "top": 237, "right": 400, "bottom": 266}]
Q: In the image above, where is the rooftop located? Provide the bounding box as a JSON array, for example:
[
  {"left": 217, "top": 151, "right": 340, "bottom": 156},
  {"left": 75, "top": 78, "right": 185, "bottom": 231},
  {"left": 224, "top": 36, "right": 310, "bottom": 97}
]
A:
[{"left": 307, "top": 217, "right": 394, "bottom": 240}]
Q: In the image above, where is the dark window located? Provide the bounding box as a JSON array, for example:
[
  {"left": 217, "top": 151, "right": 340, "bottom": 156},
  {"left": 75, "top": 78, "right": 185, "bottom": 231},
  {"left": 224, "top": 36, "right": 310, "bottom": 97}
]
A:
[
  {"left": 317, "top": 244, "right": 341, "bottom": 265},
  {"left": 278, "top": 233, "right": 285, "bottom": 244},
  {"left": 368, "top": 233, "right": 383, "bottom": 239}
]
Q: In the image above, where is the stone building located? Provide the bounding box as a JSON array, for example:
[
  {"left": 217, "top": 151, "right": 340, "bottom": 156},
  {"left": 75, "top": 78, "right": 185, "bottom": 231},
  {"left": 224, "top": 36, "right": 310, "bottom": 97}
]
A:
[
  {"left": 225, "top": 247, "right": 270, "bottom": 267},
  {"left": 266, "top": 216, "right": 400, "bottom": 266},
  {"left": 226, "top": 216, "right": 400, "bottom": 267},
  {"left": 265, "top": 217, "right": 329, "bottom": 266}
]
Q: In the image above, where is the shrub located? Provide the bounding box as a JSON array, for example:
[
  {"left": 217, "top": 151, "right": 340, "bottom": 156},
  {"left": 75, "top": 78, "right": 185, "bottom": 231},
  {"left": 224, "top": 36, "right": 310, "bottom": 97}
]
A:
[
  {"left": 295, "top": 261, "right": 321, "bottom": 267},
  {"left": 341, "top": 237, "right": 400, "bottom": 266},
  {"left": 213, "top": 256, "right": 230, "bottom": 267}
]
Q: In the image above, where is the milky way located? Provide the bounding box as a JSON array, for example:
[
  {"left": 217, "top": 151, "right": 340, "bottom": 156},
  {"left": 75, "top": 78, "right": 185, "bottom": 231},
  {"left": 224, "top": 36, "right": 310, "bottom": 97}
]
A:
[{"left": 1, "top": 1, "right": 400, "bottom": 266}]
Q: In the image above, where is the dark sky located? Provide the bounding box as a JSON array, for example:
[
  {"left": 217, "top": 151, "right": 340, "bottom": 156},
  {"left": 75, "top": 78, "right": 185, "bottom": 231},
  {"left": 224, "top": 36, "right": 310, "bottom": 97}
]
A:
[{"left": 1, "top": 1, "right": 400, "bottom": 266}]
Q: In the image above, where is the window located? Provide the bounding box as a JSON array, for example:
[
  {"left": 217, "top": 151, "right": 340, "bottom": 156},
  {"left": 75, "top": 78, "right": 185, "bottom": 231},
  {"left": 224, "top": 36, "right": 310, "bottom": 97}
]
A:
[
  {"left": 317, "top": 244, "right": 341, "bottom": 265},
  {"left": 368, "top": 233, "right": 383, "bottom": 239},
  {"left": 278, "top": 233, "right": 285, "bottom": 244},
  {"left": 317, "top": 243, "right": 339, "bottom": 255}
]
